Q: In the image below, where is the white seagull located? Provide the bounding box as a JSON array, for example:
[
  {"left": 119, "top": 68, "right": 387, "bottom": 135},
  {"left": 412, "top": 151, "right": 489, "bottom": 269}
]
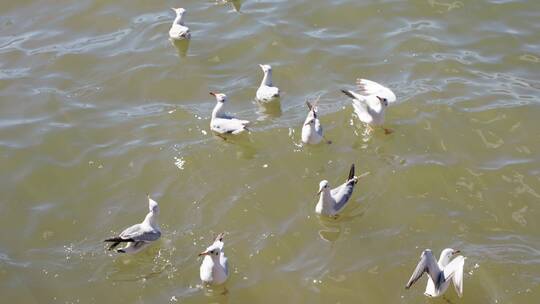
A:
[
  {"left": 301, "top": 99, "right": 324, "bottom": 145},
  {"left": 210, "top": 92, "right": 250, "bottom": 135},
  {"left": 104, "top": 195, "right": 161, "bottom": 254},
  {"left": 169, "top": 8, "right": 191, "bottom": 40},
  {"left": 406, "top": 248, "right": 465, "bottom": 298},
  {"left": 256, "top": 64, "right": 280, "bottom": 102},
  {"left": 315, "top": 164, "right": 358, "bottom": 217},
  {"left": 199, "top": 233, "right": 229, "bottom": 285},
  {"left": 341, "top": 78, "right": 396, "bottom": 134}
]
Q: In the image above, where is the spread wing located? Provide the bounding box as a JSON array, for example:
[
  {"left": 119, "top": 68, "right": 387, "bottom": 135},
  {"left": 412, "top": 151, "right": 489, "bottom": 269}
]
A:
[
  {"left": 341, "top": 89, "right": 374, "bottom": 123},
  {"left": 356, "top": 79, "right": 396, "bottom": 103},
  {"left": 405, "top": 249, "right": 441, "bottom": 289},
  {"left": 119, "top": 224, "right": 161, "bottom": 242},
  {"left": 444, "top": 255, "right": 465, "bottom": 297}
]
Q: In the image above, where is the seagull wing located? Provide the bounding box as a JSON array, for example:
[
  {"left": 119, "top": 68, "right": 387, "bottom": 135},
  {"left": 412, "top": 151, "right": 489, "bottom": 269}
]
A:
[
  {"left": 119, "top": 224, "right": 161, "bottom": 242},
  {"left": 341, "top": 89, "right": 374, "bottom": 123},
  {"left": 356, "top": 79, "right": 396, "bottom": 103},
  {"left": 330, "top": 180, "right": 356, "bottom": 213},
  {"left": 444, "top": 255, "right": 465, "bottom": 297},
  {"left": 212, "top": 118, "right": 250, "bottom": 134},
  {"left": 169, "top": 25, "right": 190, "bottom": 39},
  {"left": 330, "top": 164, "right": 357, "bottom": 212},
  {"left": 220, "top": 253, "right": 229, "bottom": 276},
  {"left": 405, "top": 249, "right": 442, "bottom": 289},
  {"left": 314, "top": 118, "right": 323, "bottom": 136}
]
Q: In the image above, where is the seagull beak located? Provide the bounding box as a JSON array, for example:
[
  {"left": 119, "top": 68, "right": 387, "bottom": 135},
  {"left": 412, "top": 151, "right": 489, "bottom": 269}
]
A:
[
  {"left": 209, "top": 92, "right": 216, "bottom": 96},
  {"left": 259, "top": 64, "right": 264, "bottom": 69},
  {"left": 198, "top": 251, "right": 209, "bottom": 257},
  {"left": 452, "top": 250, "right": 461, "bottom": 255},
  {"left": 171, "top": 8, "right": 176, "bottom": 12},
  {"left": 316, "top": 187, "right": 323, "bottom": 196}
]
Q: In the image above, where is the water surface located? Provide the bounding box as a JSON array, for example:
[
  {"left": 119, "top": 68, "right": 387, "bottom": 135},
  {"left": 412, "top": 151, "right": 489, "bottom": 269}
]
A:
[{"left": 1, "top": 0, "right": 539, "bottom": 303}]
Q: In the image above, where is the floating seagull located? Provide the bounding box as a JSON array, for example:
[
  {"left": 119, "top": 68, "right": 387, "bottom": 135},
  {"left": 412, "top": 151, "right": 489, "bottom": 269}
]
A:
[
  {"left": 210, "top": 92, "right": 250, "bottom": 135},
  {"left": 301, "top": 99, "right": 324, "bottom": 145},
  {"left": 256, "top": 64, "right": 280, "bottom": 102},
  {"left": 104, "top": 195, "right": 161, "bottom": 254},
  {"left": 199, "top": 233, "right": 229, "bottom": 285},
  {"left": 341, "top": 79, "right": 396, "bottom": 134},
  {"left": 169, "top": 8, "right": 191, "bottom": 40},
  {"left": 315, "top": 164, "right": 358, "bottom": 217},
  {"left": 406, "top": 248, "right": 465, "bottom": 298}
]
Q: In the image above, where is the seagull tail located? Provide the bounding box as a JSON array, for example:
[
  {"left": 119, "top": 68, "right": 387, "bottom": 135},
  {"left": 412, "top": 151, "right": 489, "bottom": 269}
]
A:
[
  {"left": 347, "top": 164, "right": 357, "bottom": 183},
  {"left": 340, "top": 89, "right": 356, "bottom": 100}
]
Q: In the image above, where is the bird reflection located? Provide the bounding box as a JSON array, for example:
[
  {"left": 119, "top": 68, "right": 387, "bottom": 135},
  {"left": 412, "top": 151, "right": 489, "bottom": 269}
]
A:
[
  {"left": 317, "top": 218, "right": 342, "bottom": 243},
  {"left": 215, "top": 0, "right": 243, "bottom": 13},
  {"left": 255, "top": 99, "right": 282, "bottom": 121},
  {"left": 230, "top": 0, "right": 242, "bottom": 12},
  {"left": 170, "top": 38, "right": 190, "bottom": 58}
]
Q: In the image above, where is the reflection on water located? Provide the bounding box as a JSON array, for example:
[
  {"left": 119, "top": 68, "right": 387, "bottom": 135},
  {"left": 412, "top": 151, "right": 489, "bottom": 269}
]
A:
[
  {"left": 170, "top": 39, "right": 190, "bottom": 58},
  {"left": 255, "top": 99, "right": 282, "bottom": 120}
]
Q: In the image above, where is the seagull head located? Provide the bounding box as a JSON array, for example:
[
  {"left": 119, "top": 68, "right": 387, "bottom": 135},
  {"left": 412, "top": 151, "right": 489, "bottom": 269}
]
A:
[
  {"left": 259, "top": 64, "right": 272, "bottom": 73},
  {"left": 171, "top": 7, "right": 186, "bottom": 15},
  {"left": 376, "top": 96, "right": 389, "bottom": 107},
  {"left": 210, "top": 92, "right": 227, "bottom": 103},
  {"left": 199, "top": 233, "right": 225, "bottom": 257},
  {"left": 147, "top": 195, "right": 159, "bottom": 214},
  {"left": 439, "top": 248, "right": 461, "bottom": 265},
  {"left": 304, "top": 118, "right": 315, "bottom": 126},
  {"left": 317, "top": 180, "right": 330, "bottom": 195}
]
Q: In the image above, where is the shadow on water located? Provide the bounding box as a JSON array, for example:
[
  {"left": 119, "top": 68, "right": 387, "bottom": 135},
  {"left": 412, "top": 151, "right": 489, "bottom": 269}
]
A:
[{"left": 170, "top": 38, "right": 190, "bottom": 58}]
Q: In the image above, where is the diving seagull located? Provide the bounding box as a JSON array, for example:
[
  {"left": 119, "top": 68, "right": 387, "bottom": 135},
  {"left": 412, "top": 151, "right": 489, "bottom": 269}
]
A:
[
  {"left": 210, "top": 92, "right": 250, "bottom": 135},
  {"left": 199, "top": 233, "right": 229, "bottom": 285},
  {"left": 301, "top": 99, "right": 324, "bottom": 145},
  {"left": 256, "top": 64, "right": 280, "bottom": 102},
  {"left": 169, "top": 8, "right": 191, "bottom": 40},
  {"left": 406, "top": 248, "right": 465, "bottom": 298},
  {"left": 315, "top": 164, "right": 358, "bottom": 217},
  {"left": 104, "top": 195, "right": 161, "bottom": 254},
  {"left": 341, "top": 78, "right": 396, "bottom": 134}
]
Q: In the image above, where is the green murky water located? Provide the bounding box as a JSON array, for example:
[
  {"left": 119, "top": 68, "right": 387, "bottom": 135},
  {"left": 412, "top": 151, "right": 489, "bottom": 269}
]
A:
[{"left": 1, "top": 0, "right": 539, "bottom": 303}]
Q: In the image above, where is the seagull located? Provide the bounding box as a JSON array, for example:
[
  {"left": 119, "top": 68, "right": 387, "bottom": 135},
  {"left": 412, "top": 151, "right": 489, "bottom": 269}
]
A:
[
  {"left": 406, "top": 248, "right": 465, "bottom": 298},
  {"left": 169, "top": 8, "right": 191, "bottom": 40},
  {"left": 301, "top": 99, "right": 324, "bottom": 145},
  {"left": 104, "top": 195, "right": 161, "bottom": 254},
  {"left": 341, "top": 78, "right": 396, "bottom": 134},
  {"left": 210, "top": 92, "right": 250, "bottom": 135},
  {"left": 315, "top": 164, "right": 358, "bottom": 217},
  {"left": 256, "top": 64, "right": 280, "bottom": 102},
  {"left": 199, "top": 233, "right": 229, "bottom": 285}
]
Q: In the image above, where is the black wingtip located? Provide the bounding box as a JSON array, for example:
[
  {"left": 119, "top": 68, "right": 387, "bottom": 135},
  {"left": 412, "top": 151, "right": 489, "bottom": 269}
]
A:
[
  {"left": 348, "top": 164, "right": 355, "bottom": 180},
  {"left": 340, "top": 89, "right": 355, "bottom": 99},
  {"left": 305, "top": 100, "right": 312, "bottom": 110},
  {"left": 117, "top": 249, "right": 126, "bottom": 253}
]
